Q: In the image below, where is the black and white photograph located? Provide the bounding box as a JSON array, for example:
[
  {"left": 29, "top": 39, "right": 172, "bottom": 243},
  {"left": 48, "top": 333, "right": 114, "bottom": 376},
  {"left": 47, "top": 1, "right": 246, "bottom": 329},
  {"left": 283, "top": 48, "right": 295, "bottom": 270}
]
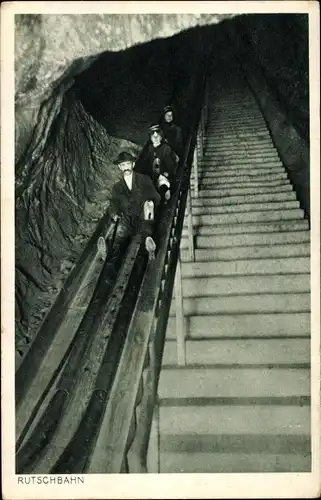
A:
[{"left": 1, "top": 1, "right": 320, "bottom": 499}]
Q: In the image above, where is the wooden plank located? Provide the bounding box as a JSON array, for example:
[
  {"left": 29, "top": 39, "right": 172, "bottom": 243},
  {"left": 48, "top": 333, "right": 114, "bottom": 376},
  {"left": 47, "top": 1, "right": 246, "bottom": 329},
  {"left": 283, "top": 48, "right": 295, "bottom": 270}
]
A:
[
  {"left": 16, "top": 237, "right": 142, "bottom": 474},
  {"left": 16, "top": 213, "right": 112, "bottom": 405}
]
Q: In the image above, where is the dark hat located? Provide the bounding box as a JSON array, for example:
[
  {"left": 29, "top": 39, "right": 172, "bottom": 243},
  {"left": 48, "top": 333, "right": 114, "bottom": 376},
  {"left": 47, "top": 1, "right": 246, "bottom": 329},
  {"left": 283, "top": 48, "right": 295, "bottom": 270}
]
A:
[
  {"left": 164, "top": 105, "right": 173, "bottom": 113},
  {"left": 149, "top": 124, "right": 162, "bottom": 134},
  {"left": 114, "top": 151, "right": 136, "bottom": 165}
]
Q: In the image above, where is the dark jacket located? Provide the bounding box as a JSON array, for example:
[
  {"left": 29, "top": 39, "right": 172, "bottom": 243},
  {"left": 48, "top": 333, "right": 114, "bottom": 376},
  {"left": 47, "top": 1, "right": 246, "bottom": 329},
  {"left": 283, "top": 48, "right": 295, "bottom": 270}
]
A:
[
  {"left": 160, "top": 121, "right": 184, "bottom": 158},
  {"left": 108, "top": 172, "right": 161, "bottom": 240},
  {"left": 135, "top": 141, "right": 178, "bottom": 187}
]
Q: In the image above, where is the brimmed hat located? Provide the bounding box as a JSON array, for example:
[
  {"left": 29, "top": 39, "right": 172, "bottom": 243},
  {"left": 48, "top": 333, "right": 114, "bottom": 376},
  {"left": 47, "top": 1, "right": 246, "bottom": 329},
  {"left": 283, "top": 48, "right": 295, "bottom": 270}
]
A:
[
  {"left": 149, "top": 124, "right": 162, "bottom": 135},
  {"left": 114, "top": 151, "right": 136, "bottom": 165},
  {"left": 164, "top": 105, "right": 173, "bottom": 114}
]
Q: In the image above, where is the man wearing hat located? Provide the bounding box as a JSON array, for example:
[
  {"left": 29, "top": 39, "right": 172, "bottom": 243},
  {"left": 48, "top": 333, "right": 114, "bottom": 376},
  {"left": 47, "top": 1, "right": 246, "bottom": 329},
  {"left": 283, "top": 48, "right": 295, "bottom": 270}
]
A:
[
  {"left": 160, "top": 105, "right": 184, "bottom": 158},
  {"left": 99, "top": 151, "right": 161, "bottom": 261},
  {"left": 135, "top": 124, "right": 178, "bottom": 201}
]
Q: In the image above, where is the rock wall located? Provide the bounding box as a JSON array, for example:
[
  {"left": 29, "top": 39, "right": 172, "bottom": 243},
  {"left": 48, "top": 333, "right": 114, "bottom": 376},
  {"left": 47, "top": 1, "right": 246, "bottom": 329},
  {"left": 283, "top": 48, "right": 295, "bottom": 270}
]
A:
[
  {"left": 235, "top": 14, "right": 309, "bottom": 141},
  {"left": 15, "top": 17, "right": 220, "bottom": 357},
  {"left": 15, "top": 14, "right": 233, "bottom": 163}
]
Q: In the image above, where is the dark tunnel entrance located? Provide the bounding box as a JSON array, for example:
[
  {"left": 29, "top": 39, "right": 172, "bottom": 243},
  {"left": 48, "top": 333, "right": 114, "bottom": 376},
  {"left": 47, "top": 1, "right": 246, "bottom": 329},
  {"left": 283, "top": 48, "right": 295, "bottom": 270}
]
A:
[{"left": 15, "top": 14, "right": 310, "bottom": 363}]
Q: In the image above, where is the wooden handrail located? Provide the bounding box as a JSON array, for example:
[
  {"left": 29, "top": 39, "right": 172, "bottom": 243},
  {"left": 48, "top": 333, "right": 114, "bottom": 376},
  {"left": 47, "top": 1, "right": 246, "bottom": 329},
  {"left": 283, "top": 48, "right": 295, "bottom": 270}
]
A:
[{"left": 86, "top": 51, "right": 212, "bottom": 473}]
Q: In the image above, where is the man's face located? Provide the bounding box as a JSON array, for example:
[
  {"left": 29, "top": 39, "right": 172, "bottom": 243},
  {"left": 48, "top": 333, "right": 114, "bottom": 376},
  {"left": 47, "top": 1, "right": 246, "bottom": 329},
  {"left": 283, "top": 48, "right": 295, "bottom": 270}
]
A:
[
  {"left": 118, "top": 161, "right": 134, "bottom": 176},
  {"left": 150, "top": 131, "right": 162, "bottom": 148},
  {"left": 164, "top": 111, "right": 173, "bottom": 123}
]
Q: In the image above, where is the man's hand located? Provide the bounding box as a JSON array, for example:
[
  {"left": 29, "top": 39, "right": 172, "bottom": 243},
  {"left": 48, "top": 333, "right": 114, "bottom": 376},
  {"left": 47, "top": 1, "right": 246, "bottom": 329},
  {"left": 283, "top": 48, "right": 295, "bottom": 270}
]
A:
[
  {"left": 144, "top": 200, "right": 154, "bottom": 221},
  {"left": 165, "top": 189, "right": 171, "bottom": 201},
  {"left": 145, "top": 236, "right": 156, "bottom": 260}
]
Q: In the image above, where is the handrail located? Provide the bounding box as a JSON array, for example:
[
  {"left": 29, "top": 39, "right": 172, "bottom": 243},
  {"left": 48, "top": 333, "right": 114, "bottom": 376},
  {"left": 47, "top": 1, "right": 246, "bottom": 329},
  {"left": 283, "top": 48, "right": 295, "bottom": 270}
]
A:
[{"left": 86, "top": 50, "right": 212, "bottom": 473}]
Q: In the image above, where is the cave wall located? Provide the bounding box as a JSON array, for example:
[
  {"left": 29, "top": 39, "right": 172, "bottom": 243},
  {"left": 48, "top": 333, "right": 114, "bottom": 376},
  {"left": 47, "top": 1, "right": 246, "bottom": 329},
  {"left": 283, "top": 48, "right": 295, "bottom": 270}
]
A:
[
  {"left": 15, "top": 14, "right": 233, "bottom": 163},
  {"left": 235, "top": 14, "right": 309, "bottom": 141},
  {"left": 15, "top": 20, "right": 218, "bottom": 357}
]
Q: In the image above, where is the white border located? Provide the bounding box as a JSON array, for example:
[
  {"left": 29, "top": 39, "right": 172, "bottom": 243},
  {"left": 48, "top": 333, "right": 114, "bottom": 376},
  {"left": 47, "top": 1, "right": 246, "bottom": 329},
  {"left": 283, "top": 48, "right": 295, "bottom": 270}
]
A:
[{"left": 1, "top": 2, "right": 320, "bottom": 499}]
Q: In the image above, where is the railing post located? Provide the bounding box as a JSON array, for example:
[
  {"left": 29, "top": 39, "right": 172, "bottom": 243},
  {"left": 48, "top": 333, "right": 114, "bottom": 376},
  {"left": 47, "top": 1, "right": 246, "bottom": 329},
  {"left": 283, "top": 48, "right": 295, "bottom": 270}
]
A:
[
  {"left": 175, "top": 255, "right": 186, "bottom": 366},
  {"left": 186, "top": 187, "right": 195, "bottom": 262},
  {"left": 192, "top": 148, "right": 199, "bottom": 199},
  {"left": 146, "top": 398, "right": 160, "bottom": 473}
]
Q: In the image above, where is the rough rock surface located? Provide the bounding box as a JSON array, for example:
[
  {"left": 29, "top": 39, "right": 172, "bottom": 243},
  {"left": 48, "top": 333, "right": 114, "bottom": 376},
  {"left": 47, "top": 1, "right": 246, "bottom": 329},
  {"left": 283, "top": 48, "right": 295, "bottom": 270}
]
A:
[
  {"left": 237, "top": 14, "right": 309, "bottom": 140},
  {"left": 15, "top": 16, "right": 223, "bottom": 358},
  {"left": 15, "top": 14, "right": 234, "bottom": 161}
]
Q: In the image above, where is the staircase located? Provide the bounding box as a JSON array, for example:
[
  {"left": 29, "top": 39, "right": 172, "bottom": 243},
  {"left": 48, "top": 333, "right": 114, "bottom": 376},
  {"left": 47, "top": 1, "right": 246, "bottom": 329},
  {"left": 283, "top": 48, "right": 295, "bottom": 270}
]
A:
[{"left": 157, "top": 70, "right": 311, "bottom": 473}]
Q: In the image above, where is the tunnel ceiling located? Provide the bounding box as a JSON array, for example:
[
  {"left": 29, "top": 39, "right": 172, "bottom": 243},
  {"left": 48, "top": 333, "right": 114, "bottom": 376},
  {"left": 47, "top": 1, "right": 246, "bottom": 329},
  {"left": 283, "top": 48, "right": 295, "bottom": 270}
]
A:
[
  {"left": 15, "top": 13, "right": 235, "bottom": 162},
  {"left": 15, "top": 14, "right": 235, "bottom": 102}
]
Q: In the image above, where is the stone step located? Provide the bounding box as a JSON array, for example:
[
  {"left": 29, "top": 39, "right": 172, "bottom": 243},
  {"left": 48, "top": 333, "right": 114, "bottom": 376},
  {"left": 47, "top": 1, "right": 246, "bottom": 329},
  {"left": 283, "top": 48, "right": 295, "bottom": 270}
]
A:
[
  {"left": 204, "top": 141, "right": 274, "bottom": 151},
  {"left": 192, "top": 172, "right": 287, "bottom": 185},
  {"left": 190, "top": 191, "right": 297, "bottom": 206},
  {"left": 208, "top": 132, "right": 271, "bottom": 142},
  {"left": 162, "top": 338, "right": 310, "bottom": 366},
  {"left": 201, "top": 158, "right": 282, "bottom": 167},
  {"left": 207, "top": 118, "right": 265, "bottom": 126},
  {"left": 159, "top": 404, "right": 310, "bottom": 435},
  {"left": 208, "top": 128, "right": 270, "bottom": 136},
  {"left": 165, "top": 312, "right": 310, "bottom": 339},
  {"left": 159, "top": 450, "right": 310, "bottom": 473},
  {"left": 191, "top": 166, "right": 285, "bottom": 177},
  {"left": 183, "top": 209, "right": 304, "bottom": 227},
  {"left": 169, "top": 292, "right": 310, "bottom": 316},
  {"left": 185, "top": 201, "right": 299, "bottom": 216},
  {"left": 180, "top": 257, "right": 310, "bottom": 277},
  {"left": 181, "top": 220, "right": 309, "bottom": 236},
  {"left": 202, "top": 151, "right": 279, "bottom": 164},
  {"left": 173, "top": 274, "right": 310, "bottom": 298},
  {"left": 180, "top": 242, "right": 310, "bottom": 261},
  {"left": 197, "top": 180, "right": 290, "bottom": 191},
  {"left": 208, "top": 115, "right": 266, "bottom": 123},
  {"left": 208, "top": 124, "right": 266, "bottom": 132},
  {"left": 203, "top": 153, "right": 280, "bottom": 162},
  {"left": 180, "top": 230, "right": 310, "bottom": 249},
  {"left": 159, "top": 366, "right": 310, "bottom": 398},
  {"left": 192, "top": 184, "right": 293, "bottom": 198}
]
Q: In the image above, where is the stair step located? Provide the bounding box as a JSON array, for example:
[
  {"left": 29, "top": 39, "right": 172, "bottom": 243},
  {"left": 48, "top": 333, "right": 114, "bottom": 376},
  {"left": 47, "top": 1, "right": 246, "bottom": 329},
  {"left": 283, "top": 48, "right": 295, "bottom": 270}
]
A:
[
  {"left": 211, "top": 131, "right": 270, "bottom": 141},
  {"left": 162, "top": 338, "right": 310, "bottom": 366},
  {"left": 204, "top": 150, "right": 278, "bottom": 159},
  {"left": 194, "top": 183, "right": 291, "bottom": 197},
  {"left": 159, "top": 451, "right": 310, "bottom": 473},
  {"left": 183, "top": 209, "right": 303, "bottom": 226},
  {"left": 190, "top": 191, "right": 297, "bottom": 206},
  {"left": 180, "top": 257, "right": 310, "bottom": 277},
  {"left": 159, "top": 366, "right": 310, "bottom": 398},
  {"left": 181, "top": 232, "right": 310, "bottom": 252},
  {"left": 166, "top": 312, "right": 310, "bottom": 338},
  {"left": 180, "top": 242, "right": 310, "bottom": 261},
  {"left": 191, "top": 166, "right": 285, "bottom": 177},
  {"left": 186, "top": 201, "right": 299, "bottom": 216},
  {"left": 181, "top": 220, "right": 309, "bottom": 236},
  {"left": 197, "top": 180, "right": 290, "bottom": 190},
  {"left": 194, "top": 172, "right": 287, "bottom": 185},
  {"left": 169, "top": 292, "right": 310, "bottom": 316},
  {"left": 159, "top": 404, "right": 310, "bottom": 435},
  {"left": 174, "top": 274, "right": 309, "bottom": 298},
  {"left": 205, "top": 141, "right": 274, "bottom": 151},
  {"left": 201, "top": 159, "right": 282, "bottom": 167}
]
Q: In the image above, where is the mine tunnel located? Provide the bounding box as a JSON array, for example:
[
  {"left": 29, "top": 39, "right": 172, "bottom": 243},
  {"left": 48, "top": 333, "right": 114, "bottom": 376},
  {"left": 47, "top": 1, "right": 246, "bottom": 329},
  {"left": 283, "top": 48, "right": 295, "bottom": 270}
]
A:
[{"left": 15, "top": 13, "right": 311, "bottom": 474}]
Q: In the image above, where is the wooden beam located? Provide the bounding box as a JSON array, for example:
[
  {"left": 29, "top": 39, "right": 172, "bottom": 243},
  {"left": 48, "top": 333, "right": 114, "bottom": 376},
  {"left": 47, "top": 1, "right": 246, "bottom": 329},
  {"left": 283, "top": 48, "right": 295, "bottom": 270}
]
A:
[{"left": 174, "top": 257, "right": 186, "bottom": 366}]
